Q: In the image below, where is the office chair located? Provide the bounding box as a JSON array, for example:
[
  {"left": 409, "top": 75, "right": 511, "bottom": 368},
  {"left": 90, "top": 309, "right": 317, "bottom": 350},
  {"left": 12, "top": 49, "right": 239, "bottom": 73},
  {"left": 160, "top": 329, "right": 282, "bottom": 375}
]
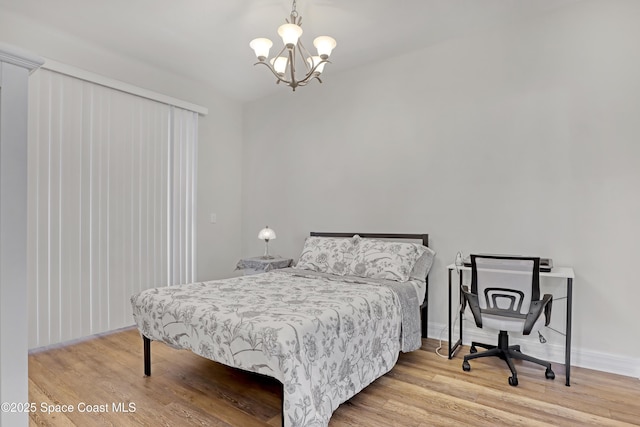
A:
[{"left": 461, "top": 255, "right": 554, "bottom": 386}]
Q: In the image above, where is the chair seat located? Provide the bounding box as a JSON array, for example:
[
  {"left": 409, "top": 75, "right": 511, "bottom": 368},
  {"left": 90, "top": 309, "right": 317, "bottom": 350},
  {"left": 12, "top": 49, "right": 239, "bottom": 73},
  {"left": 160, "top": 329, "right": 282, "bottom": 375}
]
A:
[{"left": 481, "top": 313, "right": 546, "bottom": 334}]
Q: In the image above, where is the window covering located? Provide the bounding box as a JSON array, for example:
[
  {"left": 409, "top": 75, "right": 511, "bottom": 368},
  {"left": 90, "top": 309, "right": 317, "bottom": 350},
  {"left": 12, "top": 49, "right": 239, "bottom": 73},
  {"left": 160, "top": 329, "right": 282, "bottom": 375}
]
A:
[{"left": 27, "top": 68, "right": 198, "bottom": 348}]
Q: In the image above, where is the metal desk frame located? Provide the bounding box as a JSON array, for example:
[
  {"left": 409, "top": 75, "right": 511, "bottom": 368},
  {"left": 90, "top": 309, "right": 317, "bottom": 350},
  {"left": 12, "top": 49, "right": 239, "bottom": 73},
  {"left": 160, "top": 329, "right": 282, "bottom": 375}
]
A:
[{"left": 446, "top": 264, "right": 575, "bottom": 386}]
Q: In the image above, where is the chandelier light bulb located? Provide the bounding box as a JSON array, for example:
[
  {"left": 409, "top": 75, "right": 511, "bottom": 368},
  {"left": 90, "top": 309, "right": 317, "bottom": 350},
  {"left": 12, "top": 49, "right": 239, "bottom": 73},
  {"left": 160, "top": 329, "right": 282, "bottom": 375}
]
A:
[
  {"left": 278, "top": 24, "right": 303, "bottom": 48},
  {"left": 249, "top": 38, "right": 273, "bottom": 61},
  {"left": 313, "top": 36, "right": 336, "bottom": 59}
]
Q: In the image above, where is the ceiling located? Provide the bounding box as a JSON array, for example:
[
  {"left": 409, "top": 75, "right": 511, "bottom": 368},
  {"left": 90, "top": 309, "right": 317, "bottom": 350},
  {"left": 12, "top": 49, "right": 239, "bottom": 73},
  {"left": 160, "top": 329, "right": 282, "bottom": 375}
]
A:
[{"left": 0, "top": 0, "right": 579, "bottom": 102}]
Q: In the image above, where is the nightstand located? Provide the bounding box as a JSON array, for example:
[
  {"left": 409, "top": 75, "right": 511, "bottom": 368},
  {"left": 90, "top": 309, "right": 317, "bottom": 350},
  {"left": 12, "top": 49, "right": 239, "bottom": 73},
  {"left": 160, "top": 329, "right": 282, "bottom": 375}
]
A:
[{"left": 235, "top": 256, "right": 293, "bottom": 275}]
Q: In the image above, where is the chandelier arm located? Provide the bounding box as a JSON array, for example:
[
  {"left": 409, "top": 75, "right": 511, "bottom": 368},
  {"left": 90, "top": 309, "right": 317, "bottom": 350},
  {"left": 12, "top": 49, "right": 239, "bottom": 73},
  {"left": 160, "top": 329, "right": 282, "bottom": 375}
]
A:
[
  {"left": 298, "top": 73, "right": 320, "bottom": 86},
  {"left": 298, "top": 59, "right": 331, "bottom": 85},
  {"left": 274, "top": 44, "right": 288, "bottom": 59},
  {"left": 253, "top": 61, "right": 293, "bottom": 84},
  {"left": 266, "top": 44, "right": 290, "bottom": 83},
  {"left": 254, "top": 57, "right": 329, "bottom": 87},
  {"left": 296, "top": 75, "right": 322, "bottom": 88},
  {"left": 296, "top": 39, "right": 314, "bottom": 73}
]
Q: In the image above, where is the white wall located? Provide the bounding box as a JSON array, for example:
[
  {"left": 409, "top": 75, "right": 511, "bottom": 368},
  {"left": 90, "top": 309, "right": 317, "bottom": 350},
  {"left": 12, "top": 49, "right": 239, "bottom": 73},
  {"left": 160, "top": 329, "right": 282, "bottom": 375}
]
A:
[
  {"left": 242, "top": 0, "right": 640, "bottom": 376},
  {"left": 0, "top": 10, "right": 244, "bottom": 282}
]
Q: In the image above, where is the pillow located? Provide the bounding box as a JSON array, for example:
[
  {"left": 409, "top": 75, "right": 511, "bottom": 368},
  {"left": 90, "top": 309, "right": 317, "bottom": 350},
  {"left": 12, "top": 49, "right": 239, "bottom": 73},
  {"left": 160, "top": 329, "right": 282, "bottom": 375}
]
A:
[
  {"left": 293, "top": 236, "right": 356, "bottom": 275},
  {"left": 409, "top": 246, "right": 436, "bottom": 281},
  {"left": 349, "top": 238, "right": 427, "bottom": 282}
]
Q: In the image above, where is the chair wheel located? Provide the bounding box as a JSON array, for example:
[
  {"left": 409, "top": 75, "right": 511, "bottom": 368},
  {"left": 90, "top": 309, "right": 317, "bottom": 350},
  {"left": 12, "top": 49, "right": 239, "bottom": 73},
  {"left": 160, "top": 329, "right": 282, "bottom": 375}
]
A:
[
  {"left": 545, "top": 368, "right": 555, "bottom": 380},
  {"left": 470, "top": 346, "right": 477, "bottom": 354},
  {"left": 462, "top": 361, "right": 471, "bottom": 372},
  {"left": 508, "top": 376, "right": 519, "bottom": 386}
]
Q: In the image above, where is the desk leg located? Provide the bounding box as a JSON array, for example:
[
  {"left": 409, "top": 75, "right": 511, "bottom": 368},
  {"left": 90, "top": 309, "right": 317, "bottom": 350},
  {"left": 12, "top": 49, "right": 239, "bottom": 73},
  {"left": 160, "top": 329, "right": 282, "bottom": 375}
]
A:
[
  {"left": 459, "top": 271, "right": 463, "bottom": 352},
  {"left": 448, "top": 268, "right": 463, "bottom": 359},
  {"left": 448, "top": 269, "right": 453, "bottom": 359},
  {"left": 565, "top": 278, "right": 573, "bottom": 386}
]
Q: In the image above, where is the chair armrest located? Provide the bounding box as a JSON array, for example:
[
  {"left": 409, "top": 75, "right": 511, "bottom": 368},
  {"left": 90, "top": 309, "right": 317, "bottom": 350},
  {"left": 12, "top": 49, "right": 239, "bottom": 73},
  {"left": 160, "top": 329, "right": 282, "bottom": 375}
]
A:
[
  {"left": 461, "top": 285, "right": 482, "bottom": 328},
  {"left": 523, "top": 294, "right": 553, "bottom": 335},
  {"left": 543, "top": 294, "right": 553, "bottom": 326}
]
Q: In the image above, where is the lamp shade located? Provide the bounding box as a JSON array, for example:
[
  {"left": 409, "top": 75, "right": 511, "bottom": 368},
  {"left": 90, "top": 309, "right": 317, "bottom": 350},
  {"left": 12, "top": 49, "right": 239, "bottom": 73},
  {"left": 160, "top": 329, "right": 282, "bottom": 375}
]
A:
[
  {"left": 258, "top": 226, "right": 276, "bottom": 241},
  {"left": 270, "top": 56, "right": 288, "bottom": 75},
  {"left": 306, "top": 56, "right": 325, "bottom": 74},
  {"left": 278, "top": 23, "right": 303, "bottom": 47},
  {"left": 249, "top": 38, "right": 273, "bottom": 61},
  {"left": 313, "top": 36, "right": 336, "bottom": 59}
]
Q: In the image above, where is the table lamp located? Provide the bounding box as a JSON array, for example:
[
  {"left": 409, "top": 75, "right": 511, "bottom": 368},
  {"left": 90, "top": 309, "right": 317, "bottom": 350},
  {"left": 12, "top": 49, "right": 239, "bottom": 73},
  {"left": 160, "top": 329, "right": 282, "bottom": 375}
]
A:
[{"left": 258, "top": 226, "right": 276, "bottom": 259}]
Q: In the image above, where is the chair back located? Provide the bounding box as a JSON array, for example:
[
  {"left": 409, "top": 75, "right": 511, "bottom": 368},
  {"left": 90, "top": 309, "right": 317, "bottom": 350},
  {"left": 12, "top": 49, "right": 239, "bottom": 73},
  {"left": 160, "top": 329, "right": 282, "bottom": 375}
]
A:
[{"left": 471, "top": 255, "right": 540, "bottom": 319}]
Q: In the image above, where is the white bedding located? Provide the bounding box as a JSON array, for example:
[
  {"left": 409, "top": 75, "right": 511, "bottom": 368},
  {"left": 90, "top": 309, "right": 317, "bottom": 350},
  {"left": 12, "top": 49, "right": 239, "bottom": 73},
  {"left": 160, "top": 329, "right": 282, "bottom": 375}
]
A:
[{"left": 131, "top": 269, "right": 422, "bottom": 427}]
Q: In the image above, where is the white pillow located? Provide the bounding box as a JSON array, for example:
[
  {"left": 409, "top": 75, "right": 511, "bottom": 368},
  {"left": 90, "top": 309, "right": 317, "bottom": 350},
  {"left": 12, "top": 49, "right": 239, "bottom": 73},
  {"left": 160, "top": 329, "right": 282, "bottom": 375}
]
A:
[
  {"left": 409, "top": 246, "right": 436, "bottom": 281},
  {"left": 293, "top": 236, "right": 356, "bottom": 275},
  {"left": 349, "top": 238, "right": 427, "bottom": 282}
]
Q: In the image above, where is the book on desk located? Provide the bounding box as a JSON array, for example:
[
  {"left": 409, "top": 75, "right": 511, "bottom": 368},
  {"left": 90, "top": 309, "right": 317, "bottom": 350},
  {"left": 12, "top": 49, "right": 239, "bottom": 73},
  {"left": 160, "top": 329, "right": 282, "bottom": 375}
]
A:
[{"left": 462, "top": 255, "right": 553, "bottom": 272}]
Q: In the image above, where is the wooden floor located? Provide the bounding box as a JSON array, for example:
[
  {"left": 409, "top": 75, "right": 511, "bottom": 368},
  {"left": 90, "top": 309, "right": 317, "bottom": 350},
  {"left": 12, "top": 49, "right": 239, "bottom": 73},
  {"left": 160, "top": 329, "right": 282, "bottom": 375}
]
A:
[{"left": 29, "top": 327, "right": 639, "bottom": 426}]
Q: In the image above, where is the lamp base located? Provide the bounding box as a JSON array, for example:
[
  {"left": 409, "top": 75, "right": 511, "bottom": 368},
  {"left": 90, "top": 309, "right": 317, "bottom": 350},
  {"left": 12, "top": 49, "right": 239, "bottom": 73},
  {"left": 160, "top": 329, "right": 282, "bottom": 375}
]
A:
[{"left": 262, "top": 240, "right": 274, "bottom": 259}]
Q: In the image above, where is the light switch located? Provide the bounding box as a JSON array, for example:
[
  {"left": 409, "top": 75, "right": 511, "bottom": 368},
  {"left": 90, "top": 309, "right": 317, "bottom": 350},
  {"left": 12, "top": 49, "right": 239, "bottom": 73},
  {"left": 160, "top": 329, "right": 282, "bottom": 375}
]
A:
[{"left": 210, "top": 213, "right": 217, "bottom": 223}]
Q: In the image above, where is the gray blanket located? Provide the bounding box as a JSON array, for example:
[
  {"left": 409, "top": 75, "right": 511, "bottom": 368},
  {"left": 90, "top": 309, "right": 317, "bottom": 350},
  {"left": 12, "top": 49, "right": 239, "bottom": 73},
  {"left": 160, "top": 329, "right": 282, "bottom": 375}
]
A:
[{"left": 280, "top": 268, "right": 422, "bottom": 352}]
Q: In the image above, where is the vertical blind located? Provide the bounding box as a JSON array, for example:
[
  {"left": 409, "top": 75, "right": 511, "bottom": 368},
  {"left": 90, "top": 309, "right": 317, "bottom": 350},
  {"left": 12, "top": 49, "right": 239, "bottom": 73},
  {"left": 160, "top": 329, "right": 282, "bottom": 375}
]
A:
[
  {"left": 170, "top": 107, "right": 198, "bottom": 286},
  {"left": 27, "top": 69, "right": 198, "bottom": 348}
]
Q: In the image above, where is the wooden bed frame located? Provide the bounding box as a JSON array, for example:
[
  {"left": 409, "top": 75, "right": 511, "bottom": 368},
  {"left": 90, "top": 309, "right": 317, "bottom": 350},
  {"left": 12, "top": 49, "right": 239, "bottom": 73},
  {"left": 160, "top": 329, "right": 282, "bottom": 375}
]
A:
[{"left": 141, "top": 231, "right": 431, "bottom": 426}]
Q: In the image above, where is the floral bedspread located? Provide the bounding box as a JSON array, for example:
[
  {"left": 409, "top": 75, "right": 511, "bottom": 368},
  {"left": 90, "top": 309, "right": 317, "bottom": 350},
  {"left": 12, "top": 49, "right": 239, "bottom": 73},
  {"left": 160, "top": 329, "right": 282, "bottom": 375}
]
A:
[{"left": 130, "top": 270, "right": 422, "bottom": 427}]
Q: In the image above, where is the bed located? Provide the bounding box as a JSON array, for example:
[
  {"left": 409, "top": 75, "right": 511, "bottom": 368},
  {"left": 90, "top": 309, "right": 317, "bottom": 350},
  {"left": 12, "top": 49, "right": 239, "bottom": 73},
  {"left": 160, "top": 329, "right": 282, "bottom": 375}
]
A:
[{"left": 131, "top": 232, "right": 433, "bottom": 427}]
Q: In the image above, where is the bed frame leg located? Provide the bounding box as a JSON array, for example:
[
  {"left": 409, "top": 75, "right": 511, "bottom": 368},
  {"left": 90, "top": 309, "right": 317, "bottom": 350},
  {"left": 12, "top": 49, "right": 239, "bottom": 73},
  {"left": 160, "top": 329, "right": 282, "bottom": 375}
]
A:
[
  {"left": 420, "top": 302, "right": 428, "bottom": 339},
  {"left": 420, "top": 280, "right": 429, "bottom": 340},
  {"left": 143, "top": 335, "right": 151, "bottom": 376}
]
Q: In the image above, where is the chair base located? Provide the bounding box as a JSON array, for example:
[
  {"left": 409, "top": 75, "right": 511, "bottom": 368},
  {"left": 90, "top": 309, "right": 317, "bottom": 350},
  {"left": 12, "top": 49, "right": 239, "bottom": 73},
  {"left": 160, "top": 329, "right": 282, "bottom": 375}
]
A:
[{"left": 462, "top": 330, "right": 555, "bottom": 386}]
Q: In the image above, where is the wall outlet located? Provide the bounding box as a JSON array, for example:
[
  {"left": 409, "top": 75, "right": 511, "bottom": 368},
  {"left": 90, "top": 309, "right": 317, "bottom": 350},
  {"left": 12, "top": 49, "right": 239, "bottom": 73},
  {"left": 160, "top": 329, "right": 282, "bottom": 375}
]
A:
[{"left": 210, "top": 213, "right": 217, "bottom": 223}]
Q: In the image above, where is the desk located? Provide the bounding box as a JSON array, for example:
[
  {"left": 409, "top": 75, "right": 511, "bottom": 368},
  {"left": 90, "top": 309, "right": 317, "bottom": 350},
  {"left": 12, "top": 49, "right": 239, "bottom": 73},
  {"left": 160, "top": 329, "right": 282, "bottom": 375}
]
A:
[{"left": 446, "top": 263, "right": 575, "bottom": 386}]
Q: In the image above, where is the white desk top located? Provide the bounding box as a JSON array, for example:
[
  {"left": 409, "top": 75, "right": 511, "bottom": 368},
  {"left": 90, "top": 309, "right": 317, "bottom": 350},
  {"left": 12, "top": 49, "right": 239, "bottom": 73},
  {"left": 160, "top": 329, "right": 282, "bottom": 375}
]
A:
[{"left": 446, "top": 263, "right": 575, "bottom": 279}]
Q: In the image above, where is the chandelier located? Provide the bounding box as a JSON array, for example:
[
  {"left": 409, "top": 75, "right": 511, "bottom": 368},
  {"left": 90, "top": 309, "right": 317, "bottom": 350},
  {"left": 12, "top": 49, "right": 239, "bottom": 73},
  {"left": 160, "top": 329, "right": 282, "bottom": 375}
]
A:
[{"left": 249, "top": 0, "right": 336, "bottom": 91}]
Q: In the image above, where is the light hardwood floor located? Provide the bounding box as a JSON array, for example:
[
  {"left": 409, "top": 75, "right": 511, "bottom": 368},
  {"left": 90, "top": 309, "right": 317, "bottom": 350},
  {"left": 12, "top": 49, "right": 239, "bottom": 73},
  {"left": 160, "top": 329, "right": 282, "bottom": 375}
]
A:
[{"left": 28, "top": 327, "right": 639, "bottom": 426}]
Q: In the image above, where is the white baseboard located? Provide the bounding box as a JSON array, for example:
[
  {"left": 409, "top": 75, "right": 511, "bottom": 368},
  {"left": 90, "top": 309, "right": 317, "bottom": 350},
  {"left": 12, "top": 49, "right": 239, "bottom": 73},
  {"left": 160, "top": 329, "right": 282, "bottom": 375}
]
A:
[{"left": 427, "top": 321, "right": 640, "bottom": 380}]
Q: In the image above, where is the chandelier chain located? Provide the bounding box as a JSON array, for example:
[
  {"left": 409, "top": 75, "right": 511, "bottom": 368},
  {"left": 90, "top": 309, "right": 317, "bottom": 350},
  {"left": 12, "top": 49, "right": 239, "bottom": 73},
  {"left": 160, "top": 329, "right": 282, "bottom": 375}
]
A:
[{"left": 291, "top": 0, "right": 298, "bottom": 18}]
